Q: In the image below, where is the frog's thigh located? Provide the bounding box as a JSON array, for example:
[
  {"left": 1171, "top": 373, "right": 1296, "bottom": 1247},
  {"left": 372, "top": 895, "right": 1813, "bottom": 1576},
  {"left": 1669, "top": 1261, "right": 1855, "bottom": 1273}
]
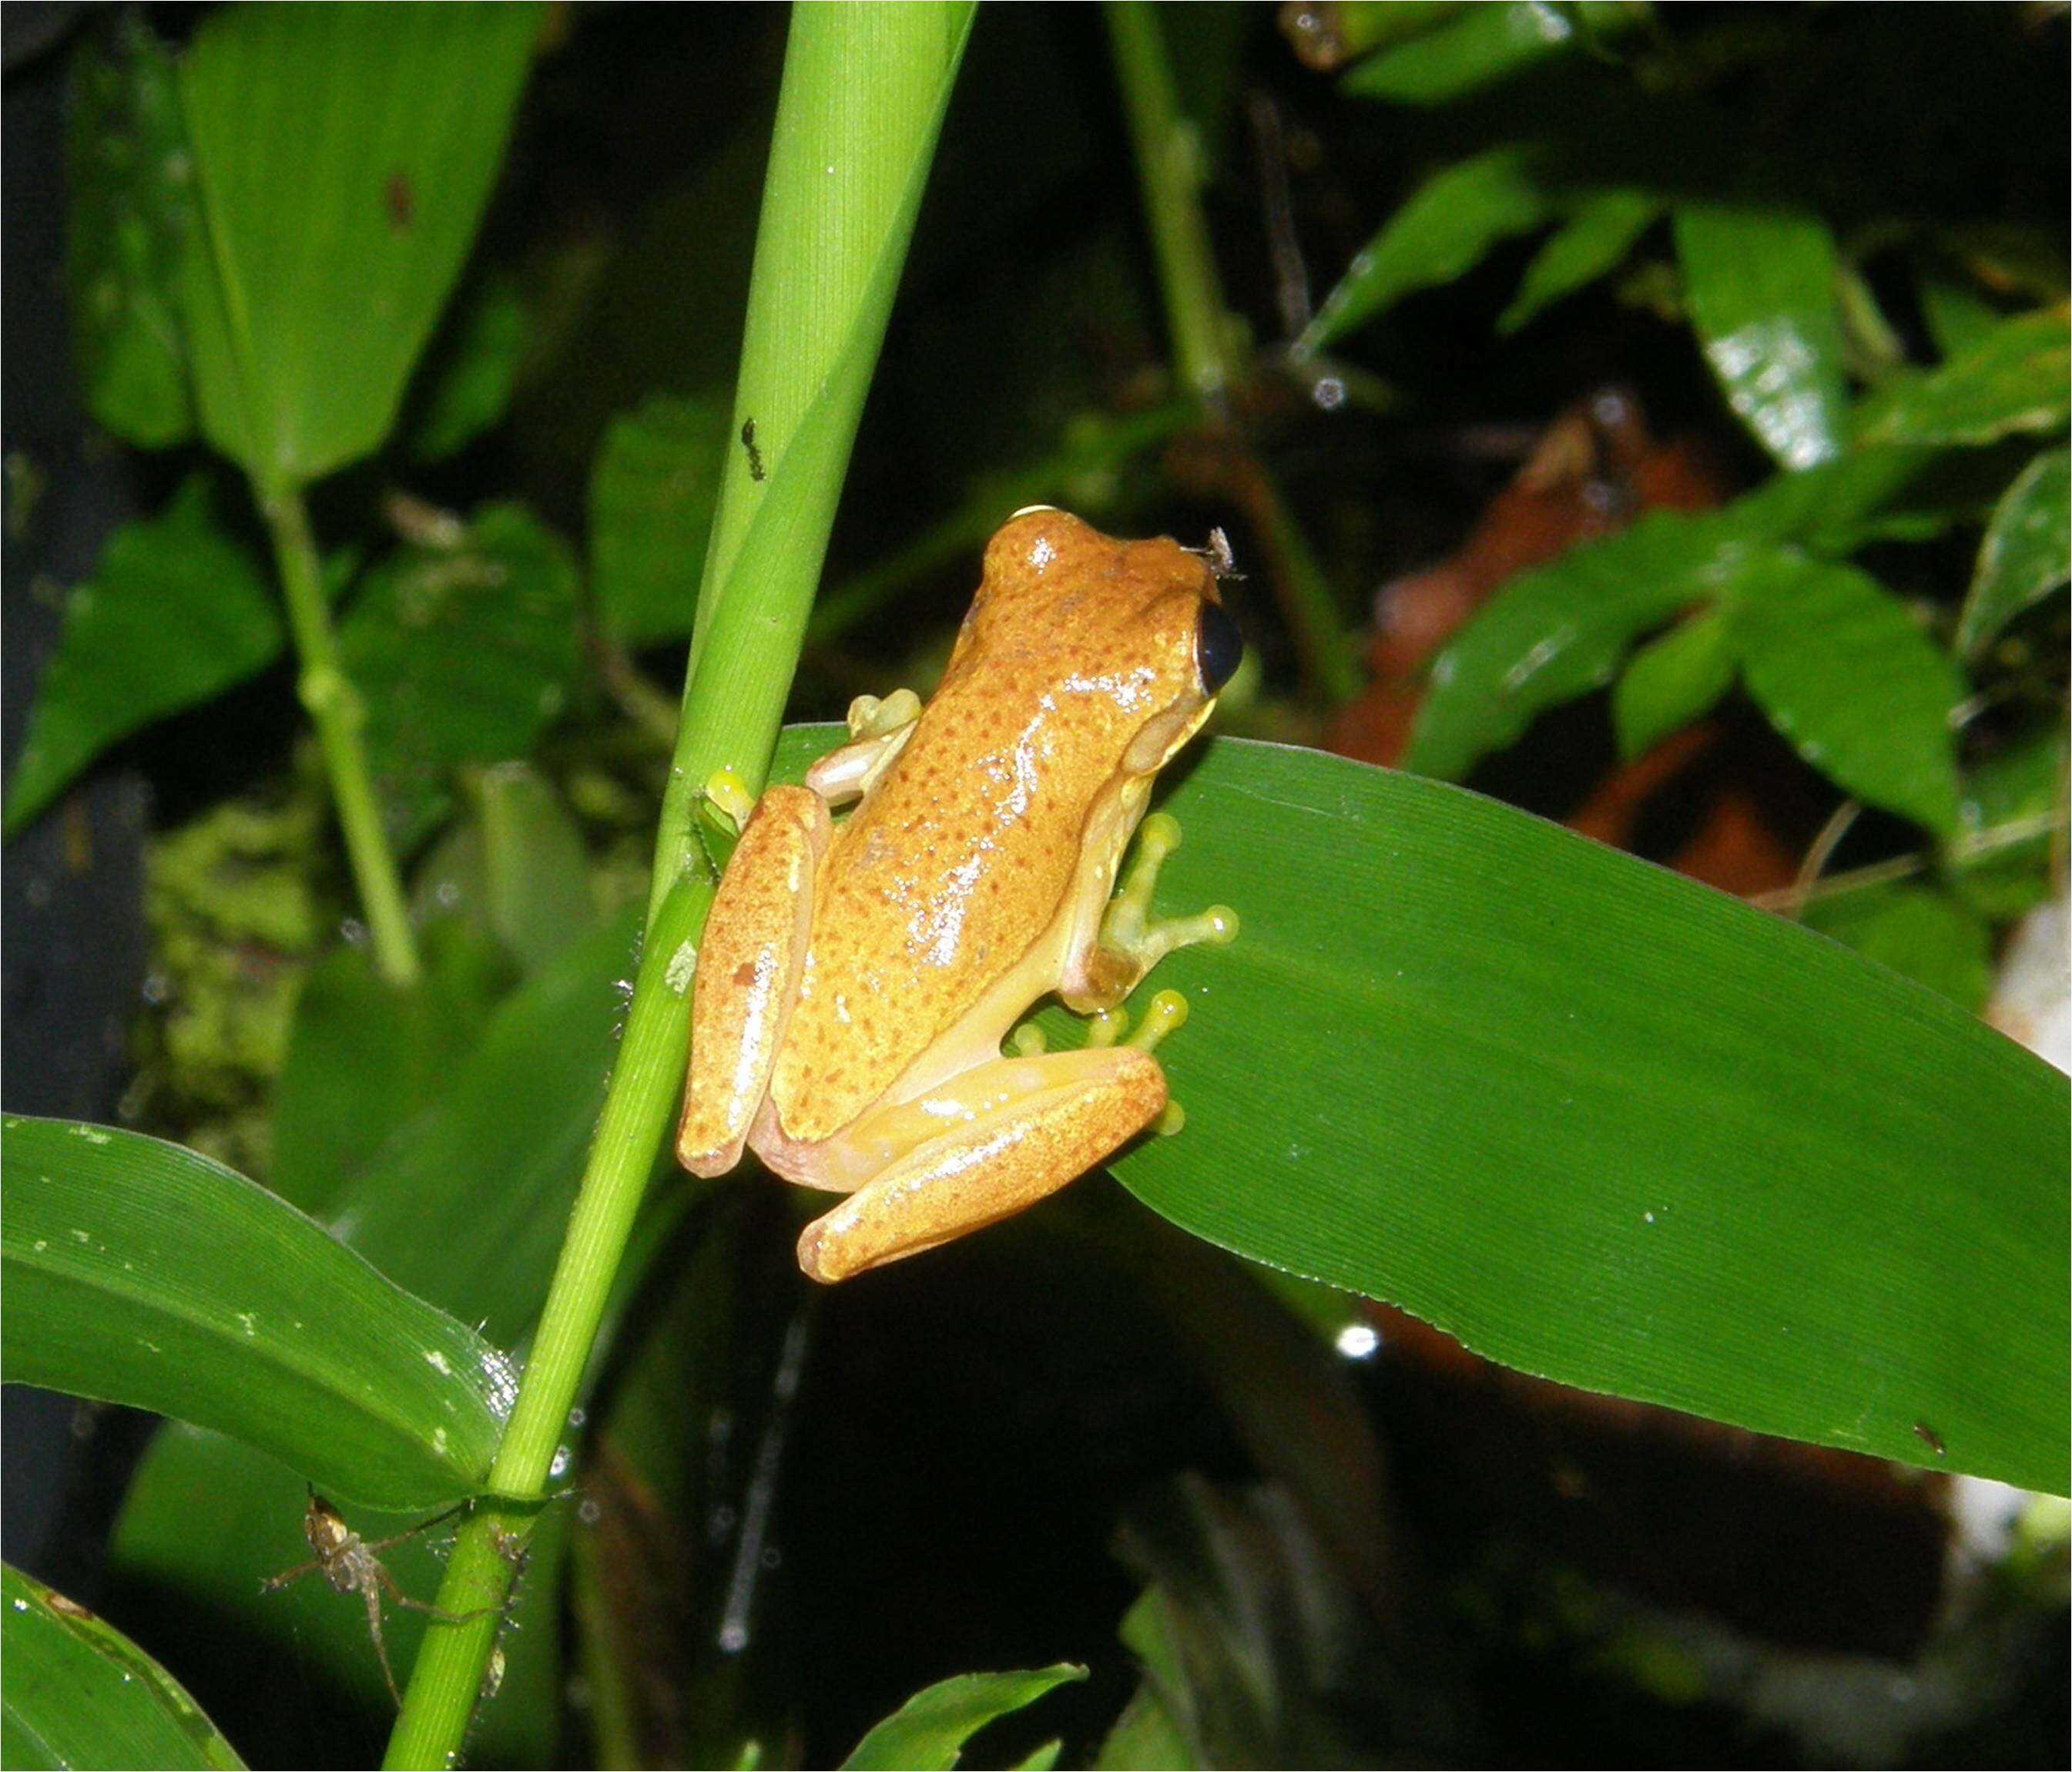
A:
[
  {"left": 678, "top": 785, "right": 830, "bottom": 1178},
  {"left": 796, "top": 1046, "right": 1165, "bottom": 1282}
]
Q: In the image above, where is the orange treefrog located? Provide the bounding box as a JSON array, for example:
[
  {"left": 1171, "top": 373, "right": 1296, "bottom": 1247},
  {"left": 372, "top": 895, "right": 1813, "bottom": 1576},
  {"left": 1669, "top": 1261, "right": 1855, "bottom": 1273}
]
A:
[{"left": 676, "top": 508, "right": 1242, "bottom": 1282}]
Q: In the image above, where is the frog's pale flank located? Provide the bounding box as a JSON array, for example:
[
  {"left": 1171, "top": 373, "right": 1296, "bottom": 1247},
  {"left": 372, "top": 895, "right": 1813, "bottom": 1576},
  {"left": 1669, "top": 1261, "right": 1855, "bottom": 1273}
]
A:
[{"left": 678, "top": 508, "right": 1241, "bottom": 1281}]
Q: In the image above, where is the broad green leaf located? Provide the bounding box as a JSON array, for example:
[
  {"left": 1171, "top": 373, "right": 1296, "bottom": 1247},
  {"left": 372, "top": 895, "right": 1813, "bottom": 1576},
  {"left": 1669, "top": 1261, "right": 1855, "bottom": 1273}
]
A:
[
  {"left": 404, "top": 270, "right": 528, "bottom": 463},
  {"left": 0, "top": 1117, "right": 513, "bottom": 1508},
  {"left": 2, "top": 1563, "right": 243, "bottom": 1770},
  {"left": 1860, "top": 307, "right": 2072, "bottom": 448},
  {"left": 4, "top": 476, "right": 280, "bottom": 835},
  {"left": 1802, "top": 886, "right": 1993, "bottom": 1015},
  {"left": 1724, "top": 554, "right": 1963, "bottom": 833},
  {"left": 1956, "top": 446, "right": 2070, "bottom": 656},
  {"left": 177, "top": 3, "right": 539, "bottom": 492},
  {"left": 762, "top": 727, "right": 2070, "bottom": 1488},
  {"left": 588, "top": 393, "right": 732, "bottom": 646},
  {"left": 1404, "top": 448, "right": 1939, "bottom": 780},
  {"left": 1498, "top": 188, "right": 1661, "bottom": 334},
  {"left": 1611, "top": 607, "right": 1735, "bottom": 759},
  {"left": 991, "top": 737, "right": 2065, "bottom": 1492},
  {"left": 1340, "top": 2, "right": 1647, "bottom": 105},
  {"left": 269, "top": 922, "right": 512, "bottom": 1217},
  {"left": 1296, "top": 147, "right": 1553, "bottom": 357},
  {"left": 1675, "top": 204, "right": 1847, "bottom": 470},
  {"left": 411, "top": 765, "right": 600, "bottom": 975},
  {"left": 65, "top": 12, "right": 194, "bottom": 448},
  {"left": 839, "top": 1666, "right": 1088, "bottom": 1771},
  {"left": 338, "top": 503, "right": 582, "bottom": 852}
]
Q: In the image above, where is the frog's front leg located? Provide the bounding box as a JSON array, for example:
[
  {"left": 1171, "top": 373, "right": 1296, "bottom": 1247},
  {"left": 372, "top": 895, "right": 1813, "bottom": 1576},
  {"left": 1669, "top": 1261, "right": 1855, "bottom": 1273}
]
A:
[
  {"left": 793, "top": 1043, "right": 1167, "bottom": 1282},
  {"left": 678, "top": 785, "right": 830, "bottom": 1177},
  {"left": 803, "top": 689, "right": 923, "bottom": 805},
  {"left": 1065, "top": 812, "right": 1237, "bottom": 1012}
]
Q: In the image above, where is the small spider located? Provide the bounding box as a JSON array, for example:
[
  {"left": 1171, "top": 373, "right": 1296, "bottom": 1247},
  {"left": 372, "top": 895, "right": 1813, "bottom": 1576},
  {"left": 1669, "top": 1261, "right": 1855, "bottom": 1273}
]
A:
[{"left": 263, "top": 1490, "right": 500, "bottom": 1703}]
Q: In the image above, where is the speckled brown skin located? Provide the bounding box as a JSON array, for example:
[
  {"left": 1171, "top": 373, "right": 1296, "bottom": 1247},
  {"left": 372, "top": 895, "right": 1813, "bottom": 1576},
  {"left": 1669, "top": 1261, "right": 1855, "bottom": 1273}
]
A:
[{"left": 676, "top": 509, "right": 1226, "bottom": 1278}]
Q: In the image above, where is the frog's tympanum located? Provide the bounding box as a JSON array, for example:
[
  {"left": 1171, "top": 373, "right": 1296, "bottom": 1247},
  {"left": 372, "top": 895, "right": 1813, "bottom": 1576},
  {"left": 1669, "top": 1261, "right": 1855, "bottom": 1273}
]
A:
[{"left": 678, "top": 508, "right": 1242, "bottom": 1281}]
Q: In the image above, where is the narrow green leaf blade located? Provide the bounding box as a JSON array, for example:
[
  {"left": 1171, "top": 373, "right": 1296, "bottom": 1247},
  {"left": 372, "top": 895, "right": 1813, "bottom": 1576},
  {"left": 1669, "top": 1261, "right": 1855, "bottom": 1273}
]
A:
[
  {"left": 1403, "top": 506, "right": 1722, "bottom": 779},
  {"left": 1611, "top": 606, "right": 1735, "bottom": 759},
  {"left": 588, "top": 393, "right": 732, "bottom": 646},
  {"left": 177, "top": 3, "right": 538, "bottom": 489},
  {"left": 1725, "top": 554, "right": 1963, "bottom": 833},
  {"left": 1956, "top": 445, "right": 2070, "bottom": 656},
  {"left": 839, "top": 1666, "right": 1088, "bottom": 1772},
  {"left": 4, "top": 475, "right": 281, "bottom": 834},
  {"left": 2, "top": 1564, "right": 243, "bottom": 1770},
  {"left": 1675, "top": 204, "right": 1848, "bottom": 470},
  {"left": 1297, "top": 146, "right": 1552, "bottom": 357},
  {"left": 0, "top": 1117, "right": 513, "bottom": 1509},
  {"left": 1061, "top": 740, "right": 2067, "bottom": 1492},
  {"left": 64, "top": 13, "right": 195, "bottom": 448},
  {"left": 1340, "top": 2, "right": 1647, "bottom": 105},
  {"left": 1498, "top": 187, "right": 1660, "bottom": 334},
  {"left": 1403, "top": 448, "right": 1943, "bottom": 780},
  {"left": 1861, "top": 307, "right": 2071, "bottom": 448}
]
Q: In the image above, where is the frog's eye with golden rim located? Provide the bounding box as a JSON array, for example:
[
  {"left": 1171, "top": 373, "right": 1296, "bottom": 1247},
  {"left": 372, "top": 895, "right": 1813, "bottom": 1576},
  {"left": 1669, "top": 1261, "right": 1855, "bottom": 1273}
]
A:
[{"left": 1195, "top": 599, "right": 1243, "bottom": 692}]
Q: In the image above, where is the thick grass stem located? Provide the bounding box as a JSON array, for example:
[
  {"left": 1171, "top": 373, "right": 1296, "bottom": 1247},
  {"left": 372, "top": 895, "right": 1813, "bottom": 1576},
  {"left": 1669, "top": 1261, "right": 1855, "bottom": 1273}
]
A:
[{"left": 383, "top": 9, "right": 976, "bottom": 1764}]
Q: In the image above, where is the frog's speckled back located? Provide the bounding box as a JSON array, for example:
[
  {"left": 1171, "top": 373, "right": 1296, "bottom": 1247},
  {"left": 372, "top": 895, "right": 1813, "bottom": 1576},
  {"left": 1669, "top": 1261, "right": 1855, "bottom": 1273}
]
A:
[{"left": 768, "top": 512, "right": 1219, "bottom": 1140}]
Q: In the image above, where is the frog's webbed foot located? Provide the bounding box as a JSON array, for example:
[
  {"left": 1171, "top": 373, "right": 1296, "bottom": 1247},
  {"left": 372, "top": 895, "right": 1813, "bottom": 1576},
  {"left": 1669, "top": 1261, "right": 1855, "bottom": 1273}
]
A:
[
  {"left": 1080, "top": 813, "right": 1237, "bottom": 1006},
  {"left": 805, "top": 689, "right": 923, "bottom": 807}
]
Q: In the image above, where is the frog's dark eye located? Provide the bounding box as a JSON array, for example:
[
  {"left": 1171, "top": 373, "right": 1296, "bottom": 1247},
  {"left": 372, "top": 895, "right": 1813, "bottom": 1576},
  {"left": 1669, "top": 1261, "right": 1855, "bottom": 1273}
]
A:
[{"left": 1195, "top": 599, "right": 1243, "bottom": 692}]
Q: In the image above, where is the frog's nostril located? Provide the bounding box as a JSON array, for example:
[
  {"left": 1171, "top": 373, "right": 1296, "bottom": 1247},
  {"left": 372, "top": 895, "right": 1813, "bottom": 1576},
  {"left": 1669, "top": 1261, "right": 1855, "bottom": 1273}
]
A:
[{"left": 1195, "top": 599, "right": 1244, "bottom": 691}]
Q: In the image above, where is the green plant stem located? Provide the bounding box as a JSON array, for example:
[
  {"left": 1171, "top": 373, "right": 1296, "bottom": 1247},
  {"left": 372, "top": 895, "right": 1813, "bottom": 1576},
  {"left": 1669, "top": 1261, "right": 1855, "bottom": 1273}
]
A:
[
  {"left": 1105, "top": 1, "right": 1234, "bottom": 404},
  {"left": 262, "top": 486, "right": 421, "bottom": 987},
  {"left": 384, "top": 9, "right": 974, "bottom": 1764},
  {"left": 1104, "top": 4, "right": 1359, "bottom": 705},
  {"left": 381, "top": 874, "right": 709, "bottom": 1770}
]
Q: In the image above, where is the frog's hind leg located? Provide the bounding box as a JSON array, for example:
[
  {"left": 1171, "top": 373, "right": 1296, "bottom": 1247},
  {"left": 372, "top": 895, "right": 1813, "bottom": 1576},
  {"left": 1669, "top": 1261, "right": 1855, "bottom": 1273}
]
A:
[
  {"left": 678, "top": 786, "right": 829, "bottom": 1177},
  {"left": 795, "top": 1045, "right": 1167, "bottom": 1283}
]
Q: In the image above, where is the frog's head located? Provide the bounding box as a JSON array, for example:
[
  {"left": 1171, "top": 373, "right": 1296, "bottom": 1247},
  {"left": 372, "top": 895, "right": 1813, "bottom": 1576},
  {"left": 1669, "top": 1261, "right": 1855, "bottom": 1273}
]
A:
[{"left": 957, "top": 508, "right": 1243, "bottom": 780}]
